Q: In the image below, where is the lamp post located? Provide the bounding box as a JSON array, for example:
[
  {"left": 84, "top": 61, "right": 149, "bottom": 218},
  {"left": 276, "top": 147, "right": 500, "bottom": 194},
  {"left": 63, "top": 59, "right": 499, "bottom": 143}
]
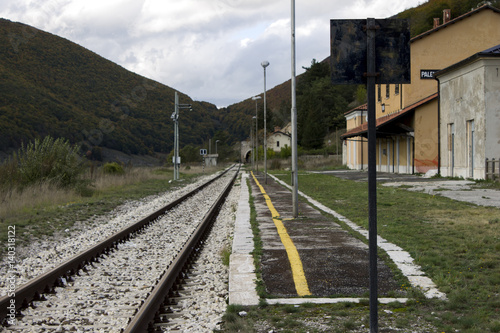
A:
[
  {"left": 261, "top": 60, "right": 269, "bottom": 183},
  {"left": 252, "top": 96, "right": 261, "bottom": 172},
  {"left": 171, "top": 91, "right": 192, "bottom": 180},
  {"left": 252, "top": 116, "right": 256, "bottom": 169}
]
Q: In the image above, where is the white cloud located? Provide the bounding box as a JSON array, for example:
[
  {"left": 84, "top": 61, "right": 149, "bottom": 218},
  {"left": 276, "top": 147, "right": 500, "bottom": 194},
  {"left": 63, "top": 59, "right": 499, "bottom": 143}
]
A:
[{"left": 0, "top": 0, "right": 423, "bottom": 107}]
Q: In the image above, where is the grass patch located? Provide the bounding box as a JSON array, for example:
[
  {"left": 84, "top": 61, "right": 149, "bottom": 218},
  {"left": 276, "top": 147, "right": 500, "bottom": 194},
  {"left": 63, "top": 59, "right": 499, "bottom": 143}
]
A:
[
  {"left": 221, "top": 245, "right": 231, "bottom": 266},
  {"left": 247, "top": 175, "right": 268, "bottom": 299},
  {"left": 218, "top": 302, "right": 437, "bottom": 332}
]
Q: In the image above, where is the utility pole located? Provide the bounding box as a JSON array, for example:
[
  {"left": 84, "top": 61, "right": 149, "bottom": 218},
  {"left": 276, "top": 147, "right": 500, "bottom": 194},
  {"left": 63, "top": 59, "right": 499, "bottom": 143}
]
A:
[{"left": 171, "top": 91, "right": 192, "bottom": 181}]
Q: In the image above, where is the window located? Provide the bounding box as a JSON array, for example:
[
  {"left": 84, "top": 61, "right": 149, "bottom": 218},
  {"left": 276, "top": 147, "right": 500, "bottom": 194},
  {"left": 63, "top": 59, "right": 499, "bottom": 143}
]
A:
[
  {"left": 386, "top": 84, "right": 390, "bottom": 99},
  {"left": 277, "top": 141, "right": 280, "bottom": 148},
  {"left": 377, "top": 84, "right": 381, "bottom": 101},
  {"left": 395, "top": 84, "right": 400, "bottom": 95}
]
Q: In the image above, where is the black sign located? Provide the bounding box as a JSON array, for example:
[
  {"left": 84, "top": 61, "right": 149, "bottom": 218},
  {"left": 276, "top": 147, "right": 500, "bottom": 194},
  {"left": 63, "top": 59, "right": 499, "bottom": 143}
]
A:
[
  {"left": 330, "top": 19, "right": 411, "bottom": 84},
  {"left": 420, "top": 69, "right": 439, "bottom": 79}
]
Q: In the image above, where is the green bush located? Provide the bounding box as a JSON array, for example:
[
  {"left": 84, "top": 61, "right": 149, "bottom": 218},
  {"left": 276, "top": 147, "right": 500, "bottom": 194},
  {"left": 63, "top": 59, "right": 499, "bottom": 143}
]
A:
[
  {"left": 280, "top": 144, "right": 291, "bottom": 158},
  {"left": 2, "top": 136, "right": 87, "bottom": 189},
  {"left": 102, "top": 162, "right": 125, "bottom": 175}
]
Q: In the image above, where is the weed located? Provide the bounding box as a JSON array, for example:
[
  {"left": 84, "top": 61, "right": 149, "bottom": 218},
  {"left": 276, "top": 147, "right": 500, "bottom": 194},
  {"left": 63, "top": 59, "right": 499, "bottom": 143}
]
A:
[{"left": 220, "top": 245, "right": 231, "bottom": 266}]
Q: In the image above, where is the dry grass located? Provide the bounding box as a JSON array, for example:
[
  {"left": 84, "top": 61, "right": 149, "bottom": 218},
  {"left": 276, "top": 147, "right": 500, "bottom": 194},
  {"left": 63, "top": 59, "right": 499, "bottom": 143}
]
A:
[
  {"left": 91, "top": 167, "right": 165, "bottom": 191},
  {"left": 0, "top": 183, "right": 80, "bottom": 221},
  {"left": 0, "top": 164, "right": 226, "bottom": 222}
]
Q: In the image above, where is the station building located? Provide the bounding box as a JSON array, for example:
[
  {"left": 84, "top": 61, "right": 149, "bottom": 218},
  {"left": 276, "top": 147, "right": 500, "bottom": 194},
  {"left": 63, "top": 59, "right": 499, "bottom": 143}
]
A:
[{"left": 341, "top": 5, "right": 500, "bottom": 178}]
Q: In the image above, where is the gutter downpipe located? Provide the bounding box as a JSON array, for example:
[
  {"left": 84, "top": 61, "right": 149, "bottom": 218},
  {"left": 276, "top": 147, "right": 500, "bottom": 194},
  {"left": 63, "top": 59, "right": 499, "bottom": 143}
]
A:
[{"left": 435, "top": 76, "right": 441, "bottom": 176}]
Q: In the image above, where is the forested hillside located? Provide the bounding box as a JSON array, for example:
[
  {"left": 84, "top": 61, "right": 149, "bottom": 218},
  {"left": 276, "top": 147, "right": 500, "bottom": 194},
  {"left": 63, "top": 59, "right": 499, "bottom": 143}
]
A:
[
  {"left": 396, "top": 0, "right": 500, "bottom": 36},
  {"left": 1, "top": 0, "right": 497, "bottom": 159},
  {"left": 0, "top": 19, "right": 221, "bottom": 157}
]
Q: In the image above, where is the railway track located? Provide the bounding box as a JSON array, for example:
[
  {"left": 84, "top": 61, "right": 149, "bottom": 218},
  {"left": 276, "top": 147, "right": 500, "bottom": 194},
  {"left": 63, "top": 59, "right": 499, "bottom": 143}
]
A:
[{"left": 1, "top": 165, "right": 240, "bottom": 332}]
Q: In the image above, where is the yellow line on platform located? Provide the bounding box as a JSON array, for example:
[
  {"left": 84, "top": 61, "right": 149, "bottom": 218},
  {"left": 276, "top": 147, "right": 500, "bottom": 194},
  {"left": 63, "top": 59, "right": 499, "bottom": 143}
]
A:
[{"left": 251, "top": 172, "right": 311, "bottom": 296}]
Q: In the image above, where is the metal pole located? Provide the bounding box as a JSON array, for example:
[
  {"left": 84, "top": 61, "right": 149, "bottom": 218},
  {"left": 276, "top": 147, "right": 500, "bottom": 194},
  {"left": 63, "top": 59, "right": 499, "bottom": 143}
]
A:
[
  {"left": 261, "top": 61, "right": 269, "bottom": 184},
  {"left": 367, "top": 17, "right": 378, "bottom": 333},
  {"left": 251, "top": 120, "right": 254, "bottom": 169},
  {"left": 291, "top": 0, "right": 299, "bottom": 217},
  {"left": 174, "top": 91, "right": 179, "bottom": 180},
  {"left": 253, "top": 97, "right": 260, "bottom": 172},
  {"left": 254, "top": 117, "right": 257, "bottom": 170}
]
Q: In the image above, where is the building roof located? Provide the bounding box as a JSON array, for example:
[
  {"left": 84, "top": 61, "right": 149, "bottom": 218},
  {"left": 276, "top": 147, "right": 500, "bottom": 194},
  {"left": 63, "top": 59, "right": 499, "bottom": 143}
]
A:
[
  {"left": 270, "top": 130, "right": 291, "bottom": 138},
  {"left": 411, "top": 5, "right": 500, "bottom": 43},
  {"left": 435, "top": 43, "right": 500, "bottom": 78},
  {"left": 341, "top": 93, "right": 438, "bottom": 139},
  {"left": 344, "top": 103, "right": 367, "bottom": 116}
]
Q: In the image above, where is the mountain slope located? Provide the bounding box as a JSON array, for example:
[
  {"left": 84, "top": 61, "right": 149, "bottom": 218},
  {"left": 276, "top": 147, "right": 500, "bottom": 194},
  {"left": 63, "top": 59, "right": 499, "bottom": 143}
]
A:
[{"left": 0, "top": 18, "right": 219, "bottom": 156}]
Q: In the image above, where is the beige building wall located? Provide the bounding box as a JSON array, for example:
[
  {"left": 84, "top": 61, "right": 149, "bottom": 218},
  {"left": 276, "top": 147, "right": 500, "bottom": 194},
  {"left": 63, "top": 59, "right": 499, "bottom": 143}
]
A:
[
  {"left": 438, "top": 57, "right": 500, "bottom": 179},
  {"left": 267, "top": 132, "right": 291, "bottom": 153}
]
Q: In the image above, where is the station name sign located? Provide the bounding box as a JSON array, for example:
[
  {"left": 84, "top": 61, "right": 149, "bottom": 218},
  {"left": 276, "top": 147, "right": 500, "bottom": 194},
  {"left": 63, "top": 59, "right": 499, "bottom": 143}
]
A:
[{"left": 420, "top": 69, "right": 439, "bottom": 79}]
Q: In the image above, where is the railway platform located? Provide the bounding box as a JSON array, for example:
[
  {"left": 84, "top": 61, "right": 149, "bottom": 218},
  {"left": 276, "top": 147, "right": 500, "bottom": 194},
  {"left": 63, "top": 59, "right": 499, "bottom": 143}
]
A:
[{"left": 229, "top": 170, "right": 446, "bottom": 306}]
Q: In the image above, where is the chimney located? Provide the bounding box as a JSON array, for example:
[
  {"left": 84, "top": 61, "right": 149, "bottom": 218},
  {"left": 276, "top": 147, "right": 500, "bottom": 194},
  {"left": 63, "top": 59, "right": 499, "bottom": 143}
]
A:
[
  {"left": 433, "top": 17, "right": 440, "bottom": 28},
  {"left": 443, "top": 9, "right": 451, "bottom": 24}
]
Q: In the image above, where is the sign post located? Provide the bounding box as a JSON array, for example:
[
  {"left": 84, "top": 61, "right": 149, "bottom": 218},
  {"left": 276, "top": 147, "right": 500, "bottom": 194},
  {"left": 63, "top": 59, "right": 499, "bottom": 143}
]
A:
[
  {"left": 200, "top": 149, "right": 207, "bottom": 174},
  {"left": 330, "top": 18, "right": 410, "bottom": 333},
  {"left": 366, "top": 18, "right": 378, "bottom": 332}
]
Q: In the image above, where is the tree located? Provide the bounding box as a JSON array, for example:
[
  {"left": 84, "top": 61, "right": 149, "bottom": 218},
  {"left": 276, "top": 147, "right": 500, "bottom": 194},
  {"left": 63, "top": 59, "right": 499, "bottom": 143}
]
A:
[{"left": 297, "top": 59, "right": 358, "bottom": 149}]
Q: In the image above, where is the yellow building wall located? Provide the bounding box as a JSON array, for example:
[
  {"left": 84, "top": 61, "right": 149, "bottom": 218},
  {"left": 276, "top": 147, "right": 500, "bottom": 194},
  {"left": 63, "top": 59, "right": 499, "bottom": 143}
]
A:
[
  {"left": 367, "top": 8, "right": 500, "bottom": 174},
  {"left": 413, "top": 100, "right": 439, "bottom": 173},
  {"left": 377, "top": 8, "right": 500, "bottom": 118}
]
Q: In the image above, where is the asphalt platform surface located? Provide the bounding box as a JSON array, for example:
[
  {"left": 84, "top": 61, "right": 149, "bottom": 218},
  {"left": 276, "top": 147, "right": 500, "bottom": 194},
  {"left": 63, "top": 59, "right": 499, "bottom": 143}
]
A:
[{"left": 249, "top": 172, "right": 401, "bottom": 298}]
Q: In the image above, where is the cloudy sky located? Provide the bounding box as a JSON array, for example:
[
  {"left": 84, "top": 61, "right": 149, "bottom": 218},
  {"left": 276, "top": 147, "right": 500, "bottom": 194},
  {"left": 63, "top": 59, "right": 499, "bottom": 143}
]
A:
[{"left": 0, "top": 0, "right": 423, "bottom": 108}]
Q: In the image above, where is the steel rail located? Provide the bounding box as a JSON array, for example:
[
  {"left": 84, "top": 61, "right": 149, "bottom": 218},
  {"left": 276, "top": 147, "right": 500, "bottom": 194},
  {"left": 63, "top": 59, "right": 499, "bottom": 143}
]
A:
[
  {"left": 0, "top": 166, "right": 235, "bottom": 324},
  {"left": 124, "top": 165, "right": 240, "bottom": 333}
]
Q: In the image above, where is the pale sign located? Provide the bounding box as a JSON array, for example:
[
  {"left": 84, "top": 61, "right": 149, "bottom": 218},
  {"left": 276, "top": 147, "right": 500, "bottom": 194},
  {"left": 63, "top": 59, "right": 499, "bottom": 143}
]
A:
[{"left": 420, "top": 69, "right": 440, "bottom": 79}]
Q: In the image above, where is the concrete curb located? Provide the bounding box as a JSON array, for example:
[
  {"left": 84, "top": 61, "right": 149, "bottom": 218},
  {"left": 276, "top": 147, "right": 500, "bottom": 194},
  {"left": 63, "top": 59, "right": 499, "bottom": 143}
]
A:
[{"left": 228, "top": 172, "right": 260, "bottom": 305}]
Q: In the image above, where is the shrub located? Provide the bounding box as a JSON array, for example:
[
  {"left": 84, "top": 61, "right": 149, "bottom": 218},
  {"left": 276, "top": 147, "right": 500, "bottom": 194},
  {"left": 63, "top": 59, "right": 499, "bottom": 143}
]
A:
[
  {"left": 102, "top": 162, "right": 125, "bottom": 175},
  {"left": 280, "top": 144, "right": 291, "bottom": 158},
  {"left": 270, "top": 159, "right": 281, "bottom": 170},
  {"left": 8, "top": 136, "right": 87, "bottom": 189}
]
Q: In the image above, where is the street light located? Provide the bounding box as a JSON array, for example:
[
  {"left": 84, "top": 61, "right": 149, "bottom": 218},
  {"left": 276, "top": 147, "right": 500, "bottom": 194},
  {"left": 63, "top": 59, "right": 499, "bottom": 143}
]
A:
[
  {"left": 252, "top": 96, "right": 261, "bottom": 172},
  {"left": 261, "top": 60, "right": 269, "bottom": 183},
  {"left": 252, "top": 116, "right": 256, "bottom": 169},
  {"left": 172, "top": 91, "right": 192, "bottom": 180}
]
